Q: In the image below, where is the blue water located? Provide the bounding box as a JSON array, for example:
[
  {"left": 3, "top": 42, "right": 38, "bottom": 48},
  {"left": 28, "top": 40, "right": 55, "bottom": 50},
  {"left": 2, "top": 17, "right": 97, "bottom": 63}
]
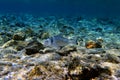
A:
[{"left": 0, "top": 0, "right": 120, "bottom": 17}]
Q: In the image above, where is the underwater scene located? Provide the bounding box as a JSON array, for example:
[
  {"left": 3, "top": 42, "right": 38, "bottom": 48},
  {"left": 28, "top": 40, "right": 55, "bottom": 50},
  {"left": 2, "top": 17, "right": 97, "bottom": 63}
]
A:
[{"left": 0, "top": 0, "right": 120, "bottom": 80}]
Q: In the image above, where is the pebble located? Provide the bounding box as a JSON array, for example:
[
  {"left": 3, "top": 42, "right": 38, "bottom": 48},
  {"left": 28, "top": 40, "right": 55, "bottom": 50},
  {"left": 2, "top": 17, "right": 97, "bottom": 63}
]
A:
[{"left": 25, "top": 40, "right": 44, "bottom": 55}]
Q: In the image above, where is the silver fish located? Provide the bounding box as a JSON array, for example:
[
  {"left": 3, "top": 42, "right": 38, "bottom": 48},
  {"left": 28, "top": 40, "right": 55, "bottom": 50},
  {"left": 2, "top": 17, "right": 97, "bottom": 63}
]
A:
[{"left": 43, "top": 35, "right": 76, "bottom": 49}]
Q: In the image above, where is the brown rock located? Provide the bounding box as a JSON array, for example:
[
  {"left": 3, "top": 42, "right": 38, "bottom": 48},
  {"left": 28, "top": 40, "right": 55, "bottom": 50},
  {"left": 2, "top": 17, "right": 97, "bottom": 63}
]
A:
[
  {"left": 28, "top": 65, "right": 44, "bottom": 77},
  {"left": 2, "top": 40, "right": 28, "bottom": 50},
  {"left": 25, "top": 40, "right": 44, "bottom": 55},
  {"left": 85, "top": 40, "right": 102, "bottom": 48}
]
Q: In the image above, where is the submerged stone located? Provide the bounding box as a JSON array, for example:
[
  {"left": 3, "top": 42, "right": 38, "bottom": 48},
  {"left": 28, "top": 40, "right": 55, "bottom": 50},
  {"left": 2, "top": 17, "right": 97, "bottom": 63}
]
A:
[
  {"left": 85, "top": 40, "right": 102, "bottom": 48},
  {"left": 12, "top": 32, "right": 25, "bottom": 40},
  {"left": 41, "top": 32, "right": 49, "bottom": 39},
  {"left": 25, "top": 40, "right": 44, "bottom": 55},
  {"left": 2, "top": 40, "right": 28, "bottom": 50},
  {"left": 57, "top": 45, "right": 77, "bottom": 56},
  {"left": 105, "top": 53, "right": 120, "bottom": 63},
  {"left": 79, "top": 64, "right": 112, "bottom": 80}
]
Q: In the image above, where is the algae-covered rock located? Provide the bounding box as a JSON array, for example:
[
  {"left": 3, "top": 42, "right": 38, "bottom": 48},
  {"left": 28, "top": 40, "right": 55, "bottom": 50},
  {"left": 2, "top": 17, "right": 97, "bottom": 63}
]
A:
[
  {"left": 28, "top": 65, "right": 44, "bottom": 77},
  {"left": 27, "top": 64, "right": 64, "bottom": 80},
  {"left": 101, "top": 62, "right": 120, "bottom": 78},
  {"left": 115, "top": 70, "right": 120, "bottom": 77},
  {"left": 79, "top": 64, "right": 112, "bottom": 80},
  {"left": 57, "top": 45, "right": 77, "bottom": 56},
  {"left": 65, "top": 56, "right": 112, "bottom": 80},
  {"left": 0, "top": 33, "right": 12, "bottom": 46},
  {"left": 0, "top": 48, "right": 17, "bottom": 58},
  {"left": 13, "top": 32, "right": 25, "bottom": 40},
  {"left": 41, "top": 32, "right": 49, "bottom": 39},
  {"left": 2, "top": 40, "right": 28, "bottom": 50},
  {"left": 25, "top": 40, "right": 44, "bottom": 55},
  {"left": 106, "top": 49, "right": 120, "bottom": 56},
  {"left": 25, "top": 27, "right": 35, "bottom": 36}
]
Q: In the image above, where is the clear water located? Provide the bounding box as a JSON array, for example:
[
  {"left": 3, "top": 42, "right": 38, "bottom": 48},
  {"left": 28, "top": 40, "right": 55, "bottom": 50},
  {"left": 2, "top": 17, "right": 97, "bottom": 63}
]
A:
[{"left": 0, "top": 0, "right": 120, "bottom": 17}]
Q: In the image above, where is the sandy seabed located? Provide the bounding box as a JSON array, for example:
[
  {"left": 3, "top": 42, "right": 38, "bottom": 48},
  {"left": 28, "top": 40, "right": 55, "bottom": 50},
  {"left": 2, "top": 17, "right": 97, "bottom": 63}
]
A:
[{"left": 0, "top": 14, "right": 119, "bottom": 80}]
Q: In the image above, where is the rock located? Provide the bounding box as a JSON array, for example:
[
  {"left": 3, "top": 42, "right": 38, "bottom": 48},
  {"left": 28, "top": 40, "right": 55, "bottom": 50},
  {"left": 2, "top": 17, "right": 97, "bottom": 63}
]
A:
[
  {"left": 105, "top": 53, "right": 120, "bottom": 63},
  {"left": 101, "top": 62, "right": 120, "bottom": 80},
  {"left": 96, "top": 37, "right": 104, "bottom": 43},
  {"left": 0, "top": 48, "right": 21, "bottom": 61},
  {"left": 76, "top": 47, "right": 87, "bottom": 54},
  {"left": 2, "top": 40, "right": 28, "bottom": 50},
  {"left": 85, "top": 40, "right": 102, "bottom": 48},
  {"left": 0, "top": 48, "right": 17, "bottom": 53},
  {"left": 115, "top": 70, "right": 120, "bottom": 77},
  {"left": 101, "top": 62, "right": 120, "bottom": 74},
  {"left": 79, "top": 64, "right": 112, "bottom": 80},
  {"left": 28, "top": 65, "right": 44, "bottom": 77},
  {"left": 105, "top": 42, "right": 120, "bottom": 49},
  {"left": 38, "top": 53, "right": 61, "bottom": 62},
  {"left": 2, "top": 40, "right": 14, "bottom": 48},
  {"left": 0, "top": 70, "right": 10, "bottom": 77},
  {"left": 85, "top": 48, "right": 105, "bottom": 54},
  {"left": 0, "top": 33, "right": 12, "bottom": 46},
  {"left": 3, "top": 53, "right": 21, "bottom": 60},
  {"left": 25, "top": 27, "right": 34, "bottom": 37},
  {"left": 67, "top": 56, "right": 81, "bottom": 70},
  {"left": 0, "top": 61, "right": 12, "bottom": 66},
  {"left": 15, "top": 46, "right": 25, "bottom": 51},
  {"left": 86, "top": 54, "right": 102, "bottom": 61},
  {"left": 27, "top": 64, "right": 64, "bottom": 80},
  {"left": 41, "top": 32, "right": 49, "bottom": 39},
  {"left": 57, "top": 45, "right": 77, "bottom": 56},
  {"left": 106, "top": 49, "right": 120, "bottom": 56},
  {"left": 24, "top": 40, "right": 44, "bottom": 55},
  {"left": 65, "top": 56, "right": 112, "bottom": 80},
  {"left": 12, "top": 32, "right": 25, "bottom": 40}
]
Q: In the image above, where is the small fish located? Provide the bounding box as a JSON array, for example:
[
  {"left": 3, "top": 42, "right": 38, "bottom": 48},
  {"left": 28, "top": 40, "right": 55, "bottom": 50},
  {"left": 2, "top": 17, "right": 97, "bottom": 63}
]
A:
[{"left": 43, "top": 35, "right": 77, "bottom": 49}]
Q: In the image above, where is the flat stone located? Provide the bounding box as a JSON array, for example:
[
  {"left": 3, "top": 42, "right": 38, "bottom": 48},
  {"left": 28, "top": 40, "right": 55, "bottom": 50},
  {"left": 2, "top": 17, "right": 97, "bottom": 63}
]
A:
[{"left": 25, "top": 40, "right": 44, "bottom": 55}]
